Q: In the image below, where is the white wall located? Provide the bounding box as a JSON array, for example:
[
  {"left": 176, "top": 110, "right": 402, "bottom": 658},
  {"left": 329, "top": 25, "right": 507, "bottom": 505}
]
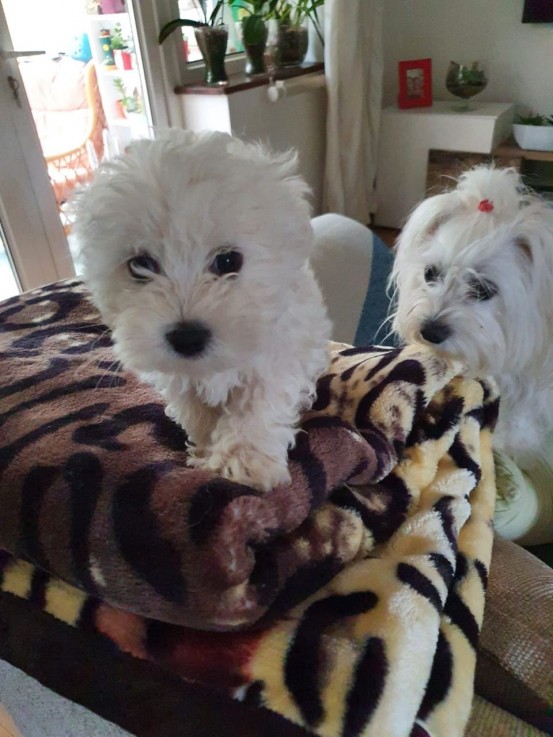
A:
[
  {"left": 382, "top": 0, "right": 553, "bottom": 114},
  {"left": 179, "top": 77, "right": 327, "bottom": 214}
]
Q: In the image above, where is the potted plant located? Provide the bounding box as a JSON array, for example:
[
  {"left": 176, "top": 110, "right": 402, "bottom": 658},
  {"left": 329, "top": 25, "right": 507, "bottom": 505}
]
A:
[
  {"left": 158, "top": 1, "right": 228, "bottom": 86},
  {"left": 113, "top": 76, "right": 143, "bottom": 117},
  {"left": 513, "top": 111, "right": 553, "bottom": 152},
  {"left": 228, "top": 1, "right": 276, "bottom": 76},
  {"left": 445, "top": 61, "right": 488, "bottom": 111},
  {"left": 111, "top": 22, "right": 134, "bottom": 71},
  {"left": 268, "top": 0, "right": 323, "bottom": 68}
]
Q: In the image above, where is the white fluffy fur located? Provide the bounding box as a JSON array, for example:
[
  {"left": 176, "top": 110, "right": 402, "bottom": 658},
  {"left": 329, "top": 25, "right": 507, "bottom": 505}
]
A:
[
  {"left": 391, "top": 166, "right": 553, "bottom": 461},
  {"left": 74, "top": 129, "right": 330, "bottom": 491}
]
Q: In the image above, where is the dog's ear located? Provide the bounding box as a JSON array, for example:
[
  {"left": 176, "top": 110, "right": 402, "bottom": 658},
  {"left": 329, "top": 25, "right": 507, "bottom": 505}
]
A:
[
  {"left": 515, "top": 237, "right": 533, "bottom": 263},
  {"left": 426, "top": 214, "right": 450, "bottom": 237}
]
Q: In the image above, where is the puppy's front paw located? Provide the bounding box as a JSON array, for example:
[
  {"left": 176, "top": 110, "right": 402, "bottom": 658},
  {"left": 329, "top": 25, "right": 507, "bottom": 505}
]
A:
[
  {"left": 186, "top": 441, "right": 211, "bottom": 469},
  {"left": 205, "top": 446, "right": 291, "bottom": 492}
]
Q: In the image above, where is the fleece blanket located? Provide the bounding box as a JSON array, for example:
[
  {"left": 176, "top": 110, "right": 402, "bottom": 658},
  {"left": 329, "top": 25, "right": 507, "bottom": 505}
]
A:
[{"left": 0, "top": 280, "right": 499, "bottom": 737}]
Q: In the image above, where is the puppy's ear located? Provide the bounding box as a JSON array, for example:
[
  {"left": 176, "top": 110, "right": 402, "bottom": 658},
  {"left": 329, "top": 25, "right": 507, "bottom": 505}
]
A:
[
  {"left": 426, "top": 214, "right": 450, "bottom": 237},
  {"left": 515, "top": 237, "right": 533, "bottom": 263}
]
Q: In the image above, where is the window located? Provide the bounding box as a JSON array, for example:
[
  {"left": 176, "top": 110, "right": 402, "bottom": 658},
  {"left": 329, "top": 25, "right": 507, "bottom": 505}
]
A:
[{"left": 177, "top": 0, "right": 244, "bottom": 64}]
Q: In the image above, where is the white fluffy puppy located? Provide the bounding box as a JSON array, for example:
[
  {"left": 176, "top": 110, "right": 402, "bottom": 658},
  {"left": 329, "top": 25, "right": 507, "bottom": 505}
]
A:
[
  {"left": 74, "top": 130, "right": 330, "bottom": 491},
  {"left": 391, "top": 166, "right": 553, "bottom": 460}
]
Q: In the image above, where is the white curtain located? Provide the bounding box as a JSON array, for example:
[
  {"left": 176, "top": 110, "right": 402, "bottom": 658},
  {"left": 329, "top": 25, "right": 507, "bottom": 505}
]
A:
[{"left": 323, "top": 0, "right": 383, "bottom": 223}]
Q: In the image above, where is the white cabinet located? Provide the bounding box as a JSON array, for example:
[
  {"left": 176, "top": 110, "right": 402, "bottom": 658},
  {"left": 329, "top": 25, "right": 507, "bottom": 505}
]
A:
[{"left": 375, "top": 101, "right": 514, "bottom": 228}]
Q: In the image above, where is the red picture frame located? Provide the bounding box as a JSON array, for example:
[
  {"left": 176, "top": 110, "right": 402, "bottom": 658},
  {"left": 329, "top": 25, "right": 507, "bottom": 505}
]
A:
[{"left": 398, "top": 58, "right": 432, "bottom": 109}]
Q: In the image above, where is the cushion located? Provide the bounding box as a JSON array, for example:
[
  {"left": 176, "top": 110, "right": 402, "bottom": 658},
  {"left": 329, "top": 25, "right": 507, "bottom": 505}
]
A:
[{"left": 475, "top": 536, "right": 553, "bottom": 734}]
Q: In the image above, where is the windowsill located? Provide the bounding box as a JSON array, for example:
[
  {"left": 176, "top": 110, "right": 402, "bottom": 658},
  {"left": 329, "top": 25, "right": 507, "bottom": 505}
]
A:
[{"left": 174, "top": 61, "right": 324, "bottom": 96}]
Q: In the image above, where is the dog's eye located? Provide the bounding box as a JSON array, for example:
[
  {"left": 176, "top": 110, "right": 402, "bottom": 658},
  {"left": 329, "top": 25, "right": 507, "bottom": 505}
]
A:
[
  {"left": 127, "top": 254, "right": 160, "bottom": 281},
  {"left": 210, "top": 250, "right": 243, "bottom": 277},
  {"left": 468, "top": 279, "right": 497, "bottom": 301},
  {"left": 424, "top": 266, "right": 440, "bottom": 284}
]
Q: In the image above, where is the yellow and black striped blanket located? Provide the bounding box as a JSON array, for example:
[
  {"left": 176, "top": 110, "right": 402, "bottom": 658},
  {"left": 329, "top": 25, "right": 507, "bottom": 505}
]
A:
[{"left": 0, "top": 280, "right": 498, "bottom": 737}]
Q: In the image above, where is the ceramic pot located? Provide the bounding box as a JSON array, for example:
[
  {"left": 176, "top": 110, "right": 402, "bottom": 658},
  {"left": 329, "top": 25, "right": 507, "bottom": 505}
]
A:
[{"left": 513, "top": 124, "right": 553, "bottom": 152}]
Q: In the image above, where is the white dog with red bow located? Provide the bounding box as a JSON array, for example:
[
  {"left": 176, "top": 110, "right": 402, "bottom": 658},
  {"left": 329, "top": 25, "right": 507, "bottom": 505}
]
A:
[{"left": 391, "top": 166, "right": 553, "bottom": 461}]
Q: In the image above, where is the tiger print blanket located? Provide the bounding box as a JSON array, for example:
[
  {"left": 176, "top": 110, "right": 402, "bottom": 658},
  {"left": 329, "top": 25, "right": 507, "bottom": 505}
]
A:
[{"left": 0, "top": 280, "right": 498, "bottom": 737}]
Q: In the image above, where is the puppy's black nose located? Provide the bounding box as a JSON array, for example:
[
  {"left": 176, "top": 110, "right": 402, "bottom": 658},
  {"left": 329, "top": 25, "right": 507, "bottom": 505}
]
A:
[
  {"left": 420, "top": 320, "right": 451, "bottom": 345},
  {"left": 165, "top": 321, "right": 211, "bottom": 357}
]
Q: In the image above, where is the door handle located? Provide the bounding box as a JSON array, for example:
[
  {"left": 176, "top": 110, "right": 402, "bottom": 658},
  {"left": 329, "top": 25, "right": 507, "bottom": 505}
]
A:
[{"left": 0, "top": 49, "right": 45, "bottom": 60}]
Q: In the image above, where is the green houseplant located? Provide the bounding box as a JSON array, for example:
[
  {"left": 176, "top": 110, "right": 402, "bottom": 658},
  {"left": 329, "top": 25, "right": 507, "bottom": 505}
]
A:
[
  {"left": 110, "top": 22, "right": 128, "bottom": 50},
  {"left": 513, "top": 111, "right": 553, "bottom": 152},
  {"left": 158, "top": 1, "right": 228, "bottom": 86},
  {"left": 267, "top": 0, "right": 323, "bottom": 67},
  {"left": 229, "top": 0, "right": 278, "bottom": 76},
  {"left": 113, "top": 76, "right": 143, "bottom": 116},
  {"left": 110, "top": 22, "right": 134, "bottom": 71},
  {"left": 445, "top": 61, "right": 487, "bottom": 110},
  {"left": 227, "top": 0, "right": 277, "bottom": 76}
]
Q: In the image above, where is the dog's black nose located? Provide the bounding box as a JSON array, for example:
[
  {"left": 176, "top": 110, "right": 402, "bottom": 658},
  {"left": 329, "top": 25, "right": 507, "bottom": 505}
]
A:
[
  {"left": 165, "top": 321, "right": 211, "bottom": 357},
  {"left": 420, "top": 320, "right": 451, "bottom": 345}
]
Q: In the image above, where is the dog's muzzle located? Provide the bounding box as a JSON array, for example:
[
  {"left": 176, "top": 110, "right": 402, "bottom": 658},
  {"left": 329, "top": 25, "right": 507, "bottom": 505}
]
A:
[
  {"left": 165, "top": 321, "right": 211, "bottom": 357},
  {"left": 420, "top": 319, "right": 451, "bottom": 345}
]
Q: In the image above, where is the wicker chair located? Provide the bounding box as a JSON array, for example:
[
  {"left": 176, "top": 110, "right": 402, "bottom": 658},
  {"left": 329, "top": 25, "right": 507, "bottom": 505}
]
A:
[
  {"left": 44, "top": 62, "right": 107, "bottom": 231},
  {"left": 21, "top": 58, "right": 108, "bottom": 232}
]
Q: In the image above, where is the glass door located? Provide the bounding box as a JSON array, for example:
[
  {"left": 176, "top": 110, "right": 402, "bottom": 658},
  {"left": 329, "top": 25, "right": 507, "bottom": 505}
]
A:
[
  {"left": 0, "top": 223, "right": 19, "bottom": 301},
  {"left": 0, "top": 0, "right": 155, "bottom": 296},
  {"left": 0, "top": 2, "right": 72, "bottom": 296}
]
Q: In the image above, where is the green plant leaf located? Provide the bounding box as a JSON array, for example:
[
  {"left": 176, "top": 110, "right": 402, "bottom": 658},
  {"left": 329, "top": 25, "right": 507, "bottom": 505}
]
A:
[
  {"left": 158, "top": 18, "right": 204, "bottom": 44},
  {"left": 209, "top": 0, "right": 224, "bottom": 25},
  {"left": 242, "top": 13, "right": 266, "bottom": 44},
  {"left": 266, "top": 0, "right": 280, "bottom": 15},
  {"left": 515, "top": 111, "right": 553, "bottom": 126}
]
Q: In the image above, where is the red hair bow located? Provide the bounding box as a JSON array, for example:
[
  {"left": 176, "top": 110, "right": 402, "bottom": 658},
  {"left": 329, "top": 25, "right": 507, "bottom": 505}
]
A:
[{"left": 478, "top": 199, "right": 494, "bottom": 213}]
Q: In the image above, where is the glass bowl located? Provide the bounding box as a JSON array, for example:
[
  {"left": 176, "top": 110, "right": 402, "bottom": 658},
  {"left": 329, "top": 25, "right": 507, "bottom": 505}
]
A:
[{"left": 446, "top": 61, "right": 487, "bottom": 110}]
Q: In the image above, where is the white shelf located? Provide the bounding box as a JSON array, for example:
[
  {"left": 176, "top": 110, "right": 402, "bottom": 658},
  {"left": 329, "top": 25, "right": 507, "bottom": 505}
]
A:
[
  {"left": 375, "top": 101, "right": 515, "bottom": 228},
  {"left": 383, "top": 101, "right": 514, "bottom": 120},
  {"left": 102, "top": 66, "right": 139, "bottom": 76},
  {"left": 87, "top": 12, "right": 129, "bottom": 23},
  {"left": 86, "top": 12, "right": 144, "bottom": 150}
]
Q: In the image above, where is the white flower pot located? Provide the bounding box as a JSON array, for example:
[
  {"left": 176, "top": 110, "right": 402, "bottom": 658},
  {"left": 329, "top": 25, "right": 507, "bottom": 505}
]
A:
[{"left": 512, "top": 123, "right": 553, "bottom": 151}]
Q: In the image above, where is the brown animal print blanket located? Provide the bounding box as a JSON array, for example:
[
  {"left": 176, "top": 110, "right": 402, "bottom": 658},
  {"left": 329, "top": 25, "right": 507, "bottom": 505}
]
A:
[{"left": 0, "top": 280, "right": 499, "bottom": 737}]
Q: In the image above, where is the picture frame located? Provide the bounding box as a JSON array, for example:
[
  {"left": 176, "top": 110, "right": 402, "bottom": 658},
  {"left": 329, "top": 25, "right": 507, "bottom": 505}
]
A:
[{"left": 398, "top": 58, "right": 432, "bottom": 109}]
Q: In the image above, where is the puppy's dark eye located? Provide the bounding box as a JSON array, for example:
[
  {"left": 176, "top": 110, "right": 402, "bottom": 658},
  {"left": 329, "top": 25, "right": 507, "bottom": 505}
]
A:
[
  {"left": 127, "top": 254, "right": 160, "bottom": 281},
  {"left": 467, "top": 278, "right": 497, "bottom": 302},
  {"left": 210, "top": 250, "right": 243, "bottom": 277},
  {"left": 424, "top": 266, "right": 440, "bottom": 284}
]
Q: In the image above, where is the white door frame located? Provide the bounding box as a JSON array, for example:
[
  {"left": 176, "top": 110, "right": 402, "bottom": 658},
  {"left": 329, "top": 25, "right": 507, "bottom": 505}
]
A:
[{"left": 0, "top": 3, "right": 74, "bottom": 292}]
